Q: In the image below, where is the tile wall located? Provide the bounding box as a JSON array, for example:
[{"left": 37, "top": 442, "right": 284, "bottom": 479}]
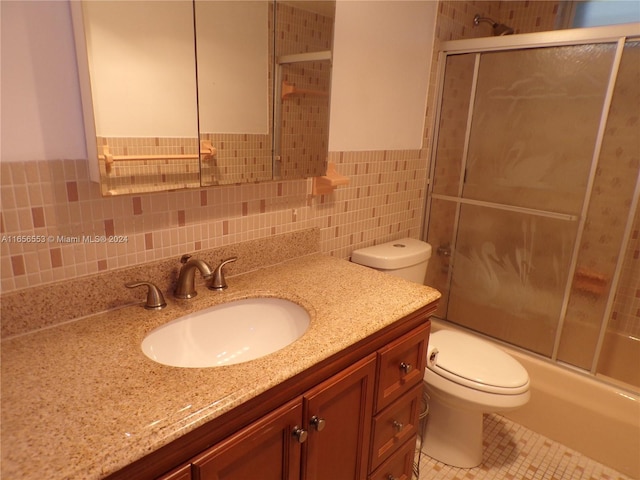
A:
[
  {"left": 611, "top": 208, "right": 640, "bottom": 338},
  {"left": 434, "top": 1, "right": 560, "bottom": 41},
  {"left": 0, "top": 150, "right": 426, "bottom": 294}
]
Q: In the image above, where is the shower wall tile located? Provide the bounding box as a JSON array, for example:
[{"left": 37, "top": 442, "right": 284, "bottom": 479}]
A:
[
  {"left": 610, "top": 208, "right": 640, "bottom": 338},
  {"left": 436, "top": 1, "right": 502, "bottom": 41},
  {"left": 435, "top": 1, "right": 560, "bottom": 40},
  {"left": 499, "top": 1, "right": 561, "bottom": 33}
]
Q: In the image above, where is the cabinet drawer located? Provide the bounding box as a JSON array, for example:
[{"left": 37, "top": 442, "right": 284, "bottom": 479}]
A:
[
  {"left": 368, "top": 437, "right": 417, "bottom": 480},
  {"left": 375, "top": 323, "right": 429, "bottom": 412},
  {"left": 370, "top": 383, "right": 423, "bottom": 471}
]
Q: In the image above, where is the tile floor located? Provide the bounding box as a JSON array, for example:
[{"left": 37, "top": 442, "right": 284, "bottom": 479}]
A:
[{"left": 414, "top": 414, "right": 633, "bottom": 480}]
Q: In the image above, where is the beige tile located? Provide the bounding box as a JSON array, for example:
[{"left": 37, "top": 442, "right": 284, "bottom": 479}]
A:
[{"left": 416, "top": 414, "right": 632, "bottom": 480}]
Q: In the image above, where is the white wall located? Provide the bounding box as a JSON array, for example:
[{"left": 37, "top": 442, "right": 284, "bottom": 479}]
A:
[
  {"left": 329, "top": 0, "right": 436, "bottom": 151},
  {"left": 1, "top": 0, "right": 86, "bottom": 162}
]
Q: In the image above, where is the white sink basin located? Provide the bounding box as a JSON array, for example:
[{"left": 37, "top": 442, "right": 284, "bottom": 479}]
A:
[{"left": 142, "top": 297, "right": 310, "bottom": 368}]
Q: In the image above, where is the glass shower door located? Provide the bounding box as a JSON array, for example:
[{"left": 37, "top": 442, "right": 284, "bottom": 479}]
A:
[
  {"left": 429, "top": 43, "right": 617, "bottom": 356},
  {"left": 448, "top": 206, "right": 577, "bottom": 356}
]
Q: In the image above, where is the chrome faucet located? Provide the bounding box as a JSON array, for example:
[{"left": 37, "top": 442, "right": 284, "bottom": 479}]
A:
[
  {"left": 174, "top": 254, "right": 214, "bottom": 299},
  {"left": 209, "top": 257, "right": 238, "bottom": 291}
]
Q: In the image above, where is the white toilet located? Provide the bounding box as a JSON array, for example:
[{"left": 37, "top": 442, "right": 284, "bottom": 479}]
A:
[{"left": 351, "top": 238, "right": 530, "bottom": 468}]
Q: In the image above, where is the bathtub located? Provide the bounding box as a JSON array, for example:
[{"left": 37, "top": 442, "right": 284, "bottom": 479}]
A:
[{"left": 430, "top": 319, "right": 640, "bottom": 479}]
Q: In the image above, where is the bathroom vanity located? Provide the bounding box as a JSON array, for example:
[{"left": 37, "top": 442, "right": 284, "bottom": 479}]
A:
[
  {"left": 1, "top": 253, "right": 440, "bottom": 480},
  {"left": 145, "top": 316, "right": 429, "bottom": 480}
]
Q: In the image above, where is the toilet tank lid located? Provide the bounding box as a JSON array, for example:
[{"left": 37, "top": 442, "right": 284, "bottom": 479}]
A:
[{"left": 351, "top": 238, "right": 432, "bottom": 270}]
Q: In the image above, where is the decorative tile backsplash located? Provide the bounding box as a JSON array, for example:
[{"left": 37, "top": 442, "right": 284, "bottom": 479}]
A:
[
  {"left": 0, "top": 149, "right": 426, "bottom": 295},
  {"left": 0, "top": 229, "right": 321, "bottom": 338}
]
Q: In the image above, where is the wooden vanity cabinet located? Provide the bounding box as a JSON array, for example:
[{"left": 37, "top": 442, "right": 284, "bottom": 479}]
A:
[
  {"left": 112, "top": 305, "right": 435, "bottom": 480},
  {"left": 187, "top": 326, "right": 428, "bottom": 480},
  {"left": 191, "top": 355, "right": 376, "bottom": 480}
]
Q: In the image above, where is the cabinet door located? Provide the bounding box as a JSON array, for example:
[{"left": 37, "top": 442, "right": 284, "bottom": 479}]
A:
[
  {"left": 192, "top": 397, "right": 303, "bottom": 480},
  {"left": 302, "top": 354, "right": 377, "bottom": 480}
]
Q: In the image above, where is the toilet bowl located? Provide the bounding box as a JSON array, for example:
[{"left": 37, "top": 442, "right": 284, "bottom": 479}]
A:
[
  {"left": 423, "top": 329, "right": 530, "bottom": 468},
  {"left": 350, "top": 238, "right": 530, "bottom": 468}
]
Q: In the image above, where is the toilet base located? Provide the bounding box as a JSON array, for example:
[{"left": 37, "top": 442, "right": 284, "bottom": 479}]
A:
[{"left": 422, "top": 391, "right": 483, "bottom": 468}]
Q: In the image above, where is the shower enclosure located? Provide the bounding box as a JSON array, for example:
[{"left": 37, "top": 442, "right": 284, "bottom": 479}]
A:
[{"left": 424, "top": 24, "right": 640, "bottom": 392}]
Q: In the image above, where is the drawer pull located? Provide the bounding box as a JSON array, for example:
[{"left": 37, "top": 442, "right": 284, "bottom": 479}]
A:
[
  {"left": 392, "top": 420, "right": 403, "bottom": 432},
  {"left": 292, "top": 426, "right": 308, "bottom": 443},
  {"left": 387, "top": 475, "right": 398, "bottom": 480},
  {"left": 399, "top": 362, "right": 413, "bottom": 374},
  {"left": 310, "top": 416, "right": 326, "bottom": 431}
]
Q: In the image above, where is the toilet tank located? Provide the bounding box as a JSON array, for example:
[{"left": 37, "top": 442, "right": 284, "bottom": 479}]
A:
[{"left": 351, "top": 238, "right": 432, "bottom": 284}]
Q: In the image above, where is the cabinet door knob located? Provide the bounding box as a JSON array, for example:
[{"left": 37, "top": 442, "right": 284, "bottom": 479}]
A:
[
  {"left": 392, "top": 420, "right": 403, "bottom": 432},
  {"left": 310, "top": 416, "right": 326, "bottom": 431},
  {"left": 387, "top": 475, "right": 398, "bottom": 480},
  {"left": 399, "top": 362, "right": 412, "bottom": 374},
  {"left": 292, "top": 426, "right": 308, "bottom": 443}
]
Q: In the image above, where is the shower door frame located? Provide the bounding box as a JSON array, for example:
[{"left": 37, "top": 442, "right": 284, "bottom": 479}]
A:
[{"left": 423, "top": 22, "right": 640, "bottom": 377}]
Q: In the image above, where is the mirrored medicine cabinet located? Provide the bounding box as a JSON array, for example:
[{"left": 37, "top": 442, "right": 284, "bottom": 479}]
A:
[{"left": 71, "top": 0, "right": 335, "bottom": 196}]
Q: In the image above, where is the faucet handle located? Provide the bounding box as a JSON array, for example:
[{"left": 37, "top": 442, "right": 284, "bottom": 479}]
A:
[
  {"left": 209, "top": 257, "right": 238, "bottom": 291},
  {"left": 126, "top": 281, "right": 167, "bottom": 310},
  {"left": 180, "top": 254, "right": 192, "bottom": 264}
]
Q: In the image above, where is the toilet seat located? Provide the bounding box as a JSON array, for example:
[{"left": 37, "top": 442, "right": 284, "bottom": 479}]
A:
[{"left": 427, "top": 330, "right": 529, "bottom": 395}]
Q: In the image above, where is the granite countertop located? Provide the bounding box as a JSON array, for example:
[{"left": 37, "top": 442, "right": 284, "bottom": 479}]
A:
[{"left": 1, "top": 253, "right": 440, "bottom": 479}]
